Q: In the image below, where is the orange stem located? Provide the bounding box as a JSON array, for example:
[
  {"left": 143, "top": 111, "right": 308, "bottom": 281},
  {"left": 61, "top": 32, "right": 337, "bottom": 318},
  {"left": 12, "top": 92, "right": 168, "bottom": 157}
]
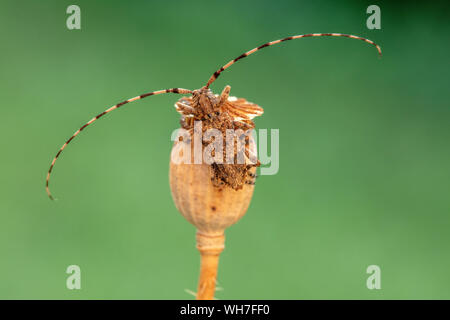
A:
[{"left": 195, "top": 232, "right": 225, "bottom": 300}]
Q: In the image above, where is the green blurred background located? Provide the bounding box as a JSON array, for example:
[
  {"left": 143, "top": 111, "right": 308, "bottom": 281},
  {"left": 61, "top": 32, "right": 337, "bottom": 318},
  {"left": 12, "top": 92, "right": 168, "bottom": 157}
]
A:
[{"left": 0, "top": 0, "right": 449, "bottom": 299}]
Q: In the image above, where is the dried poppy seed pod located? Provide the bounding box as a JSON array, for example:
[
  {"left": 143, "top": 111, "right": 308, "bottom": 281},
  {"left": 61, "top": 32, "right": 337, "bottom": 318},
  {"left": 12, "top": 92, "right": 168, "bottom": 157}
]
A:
[
  {"left": 169, "top": 138, "right": 257, "bottom": 300},
  {"left": 170, "top": 142, "right": 256, "bottom": 234}
]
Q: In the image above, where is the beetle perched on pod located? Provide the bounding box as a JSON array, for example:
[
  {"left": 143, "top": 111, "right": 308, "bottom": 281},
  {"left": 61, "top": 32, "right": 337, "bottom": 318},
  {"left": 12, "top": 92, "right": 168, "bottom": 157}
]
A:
[
  {"left": 46, "top": 33, "right": 381, "bottom": 300},
  {"left": 170, "top": 85, "right": 262, "bottom": 299}
]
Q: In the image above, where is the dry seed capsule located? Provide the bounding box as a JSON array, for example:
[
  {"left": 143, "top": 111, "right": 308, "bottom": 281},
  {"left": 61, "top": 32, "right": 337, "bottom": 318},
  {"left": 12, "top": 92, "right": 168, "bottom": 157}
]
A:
[{"left": 169, "top": 137, "right": 257, "bottom": 300}]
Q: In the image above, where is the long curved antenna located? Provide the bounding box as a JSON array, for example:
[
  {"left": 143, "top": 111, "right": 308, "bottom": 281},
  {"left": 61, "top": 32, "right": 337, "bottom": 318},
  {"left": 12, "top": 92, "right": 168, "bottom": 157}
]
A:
[
  {"left": 204, "top": 33, "right": 382, "bottom": 88},
  {"left": 46, "top": 88, "right": 192, "bottom": 200}
]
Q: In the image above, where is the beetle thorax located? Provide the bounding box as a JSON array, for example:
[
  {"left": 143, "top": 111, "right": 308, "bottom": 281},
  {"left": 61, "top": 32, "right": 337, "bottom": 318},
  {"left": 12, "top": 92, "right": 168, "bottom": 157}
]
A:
[{"left": 192, "top": 87, "right": 220, "bottom": 115}]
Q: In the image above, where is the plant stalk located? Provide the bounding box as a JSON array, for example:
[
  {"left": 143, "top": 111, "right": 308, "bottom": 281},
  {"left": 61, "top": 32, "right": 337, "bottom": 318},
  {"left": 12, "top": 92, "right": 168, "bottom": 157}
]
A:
[{"left": 195, "top": 231, "right": 225, "bottom": 300}]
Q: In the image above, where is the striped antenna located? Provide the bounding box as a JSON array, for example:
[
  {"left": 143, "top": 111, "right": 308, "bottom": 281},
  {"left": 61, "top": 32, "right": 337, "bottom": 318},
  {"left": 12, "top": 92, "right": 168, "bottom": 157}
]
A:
[
  {"left": 46, "top": 88, "right": 192, "bottom": 200},
  {"left": 204, "top": 33, "right": 382, "bottom": 88}
]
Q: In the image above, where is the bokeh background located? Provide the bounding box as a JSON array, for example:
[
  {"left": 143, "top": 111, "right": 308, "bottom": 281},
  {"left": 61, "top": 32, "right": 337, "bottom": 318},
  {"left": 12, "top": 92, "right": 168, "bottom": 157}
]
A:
[{"left": 0, "top": 0, "right": 449, "bottom": 299}]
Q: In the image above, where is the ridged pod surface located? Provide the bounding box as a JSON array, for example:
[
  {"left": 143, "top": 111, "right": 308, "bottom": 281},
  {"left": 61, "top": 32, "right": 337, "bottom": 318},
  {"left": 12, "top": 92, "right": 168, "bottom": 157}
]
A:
[
  {"left": 169, "top": 149, "right": 255, "bottom": 235},
  {"left": 169, "top": 139, "right": 256, "bottom": 299}
]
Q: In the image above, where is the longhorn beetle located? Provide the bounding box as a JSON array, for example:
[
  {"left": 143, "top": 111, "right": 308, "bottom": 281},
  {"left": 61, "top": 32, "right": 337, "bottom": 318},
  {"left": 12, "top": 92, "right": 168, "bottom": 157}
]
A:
[{"left": 46, "top": 33, "right": 381, "bottom": 199}]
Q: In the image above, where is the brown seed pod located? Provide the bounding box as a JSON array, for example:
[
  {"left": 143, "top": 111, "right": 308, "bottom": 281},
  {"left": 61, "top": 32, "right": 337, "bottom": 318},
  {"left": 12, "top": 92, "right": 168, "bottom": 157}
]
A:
[
  {"left": 170, "top": 153, "right": 255, "bottom": 300},
  {"left": 170, "top": 152, "right": 256, "bottom": 235},
  {"left": 170, "top": 128, "right": 257, "bottom": 299}
]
